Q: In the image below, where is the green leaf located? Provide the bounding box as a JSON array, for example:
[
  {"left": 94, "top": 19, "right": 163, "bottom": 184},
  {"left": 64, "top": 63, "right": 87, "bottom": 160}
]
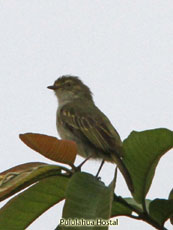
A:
[
  {"left": 168, "top": 189, "right": 173, "bottom": 225},
  {"left": 111, "top": 196, "right": 132, "bottom": 217},
  {"left": 0, "top": 175, "right": 69, "bottom": 230},
  {"left": 0, "top": 162, "right": 68, "bottom": 202},
  {"left": 149, "top": 199, "right": 173, "bottom": 226},
  {"left": 123, "top": 128, "right": 173, "bottom": 203},
  {"left": 62, "top": 172, "right": 116, "bottom": 230},
  {"left": 124, "top": 198, "right": 151, "bottom": 212},
  {"left": 111, "top": 196, "right": 151, "bottom": 217}
]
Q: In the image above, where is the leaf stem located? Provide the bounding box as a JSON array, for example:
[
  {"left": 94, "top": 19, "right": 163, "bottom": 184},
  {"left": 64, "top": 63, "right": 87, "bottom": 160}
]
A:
[{"left": 142, "top": 198, "right": 148, "bottom": 214}]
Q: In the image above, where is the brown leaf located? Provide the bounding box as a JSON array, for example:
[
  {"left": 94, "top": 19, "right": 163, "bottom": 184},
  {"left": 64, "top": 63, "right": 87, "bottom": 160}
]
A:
[{"left": 19, "top": 133, "right": 77, "bottom": 165}]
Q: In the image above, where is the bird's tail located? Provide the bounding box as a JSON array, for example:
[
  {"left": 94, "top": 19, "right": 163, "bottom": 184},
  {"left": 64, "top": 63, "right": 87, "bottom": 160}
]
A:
[{"left": 111, "top": 154, "right": 134, "bottom": 192}]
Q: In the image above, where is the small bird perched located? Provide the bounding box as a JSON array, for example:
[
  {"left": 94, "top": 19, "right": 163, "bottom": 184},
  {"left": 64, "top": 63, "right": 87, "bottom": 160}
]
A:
[{"left": 48, "top": 75, "right": 133, "bottom": 192}]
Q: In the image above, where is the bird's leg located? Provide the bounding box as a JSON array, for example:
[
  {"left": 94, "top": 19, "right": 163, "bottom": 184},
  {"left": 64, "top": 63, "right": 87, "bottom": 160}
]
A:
[
  {"left": 77, "top": 155, "right": 93, "bottom": 168},
  {"left": 95, "top": 160, "right": 105, "bottom": 178},
  {"left": 72, "top": 155, "right": 93, "bottom": 173}
]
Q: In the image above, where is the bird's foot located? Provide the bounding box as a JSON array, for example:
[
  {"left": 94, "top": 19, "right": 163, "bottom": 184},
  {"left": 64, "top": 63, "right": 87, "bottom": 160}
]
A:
[
  {"left": 70, "top": 164, "right": 81, "bottom": 173},
  {"left": 71, "top": 155, "right": 93, "bottom": 173},
  {"left": 96, "top": 176, "right": 101, "bottom": 181}
]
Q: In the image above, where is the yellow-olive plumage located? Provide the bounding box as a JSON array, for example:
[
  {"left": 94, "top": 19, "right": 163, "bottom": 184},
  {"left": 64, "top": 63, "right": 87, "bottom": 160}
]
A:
[{"left": 48, "top": 75, "right": 133, "bottom": 192}]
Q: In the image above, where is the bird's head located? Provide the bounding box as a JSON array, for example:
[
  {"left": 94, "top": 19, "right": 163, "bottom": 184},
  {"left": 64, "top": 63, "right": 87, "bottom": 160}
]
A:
[{"left": 47, "top": 75, "right": 93, "bottom": 104}]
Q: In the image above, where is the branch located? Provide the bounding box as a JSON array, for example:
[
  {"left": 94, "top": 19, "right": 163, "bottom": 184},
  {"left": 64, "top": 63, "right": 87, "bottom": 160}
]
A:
[{"left": 114, "top": 195, "right": 168, "bottom": 230}]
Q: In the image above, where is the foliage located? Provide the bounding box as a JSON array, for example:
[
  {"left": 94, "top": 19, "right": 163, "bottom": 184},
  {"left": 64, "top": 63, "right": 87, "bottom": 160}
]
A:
[{"left": 0, "top": 128, "right": 172, "bottom": 230}]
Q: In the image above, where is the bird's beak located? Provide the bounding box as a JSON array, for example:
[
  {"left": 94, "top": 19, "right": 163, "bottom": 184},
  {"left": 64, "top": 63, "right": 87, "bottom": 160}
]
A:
[{"left": 47, "top": 85, "right": 59, "bottom": 90}]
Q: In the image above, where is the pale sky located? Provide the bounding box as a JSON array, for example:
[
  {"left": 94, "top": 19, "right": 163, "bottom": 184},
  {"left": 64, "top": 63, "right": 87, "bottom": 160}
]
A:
[{"left": 0, "top": 1, "right": 173, "bottom": 230}]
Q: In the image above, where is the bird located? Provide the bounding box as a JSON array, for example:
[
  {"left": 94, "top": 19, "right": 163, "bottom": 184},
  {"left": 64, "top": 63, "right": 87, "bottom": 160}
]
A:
[{"left": 47, "top": 75, "right": 133, "bottom": 192}]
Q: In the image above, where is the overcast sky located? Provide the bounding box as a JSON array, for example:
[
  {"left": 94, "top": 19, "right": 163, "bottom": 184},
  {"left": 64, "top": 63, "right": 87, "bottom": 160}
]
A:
[{"left": 0, "top": 1, "right": 173, "bottom": 230}]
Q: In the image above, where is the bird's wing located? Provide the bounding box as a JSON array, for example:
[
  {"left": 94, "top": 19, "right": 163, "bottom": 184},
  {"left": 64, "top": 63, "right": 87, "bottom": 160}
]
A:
[
  {"left": 59, "top": 103, "right": 122, "bottom": 156},
  {"left": 59, "top": 103, "right": 134, "bottom": 192}
]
